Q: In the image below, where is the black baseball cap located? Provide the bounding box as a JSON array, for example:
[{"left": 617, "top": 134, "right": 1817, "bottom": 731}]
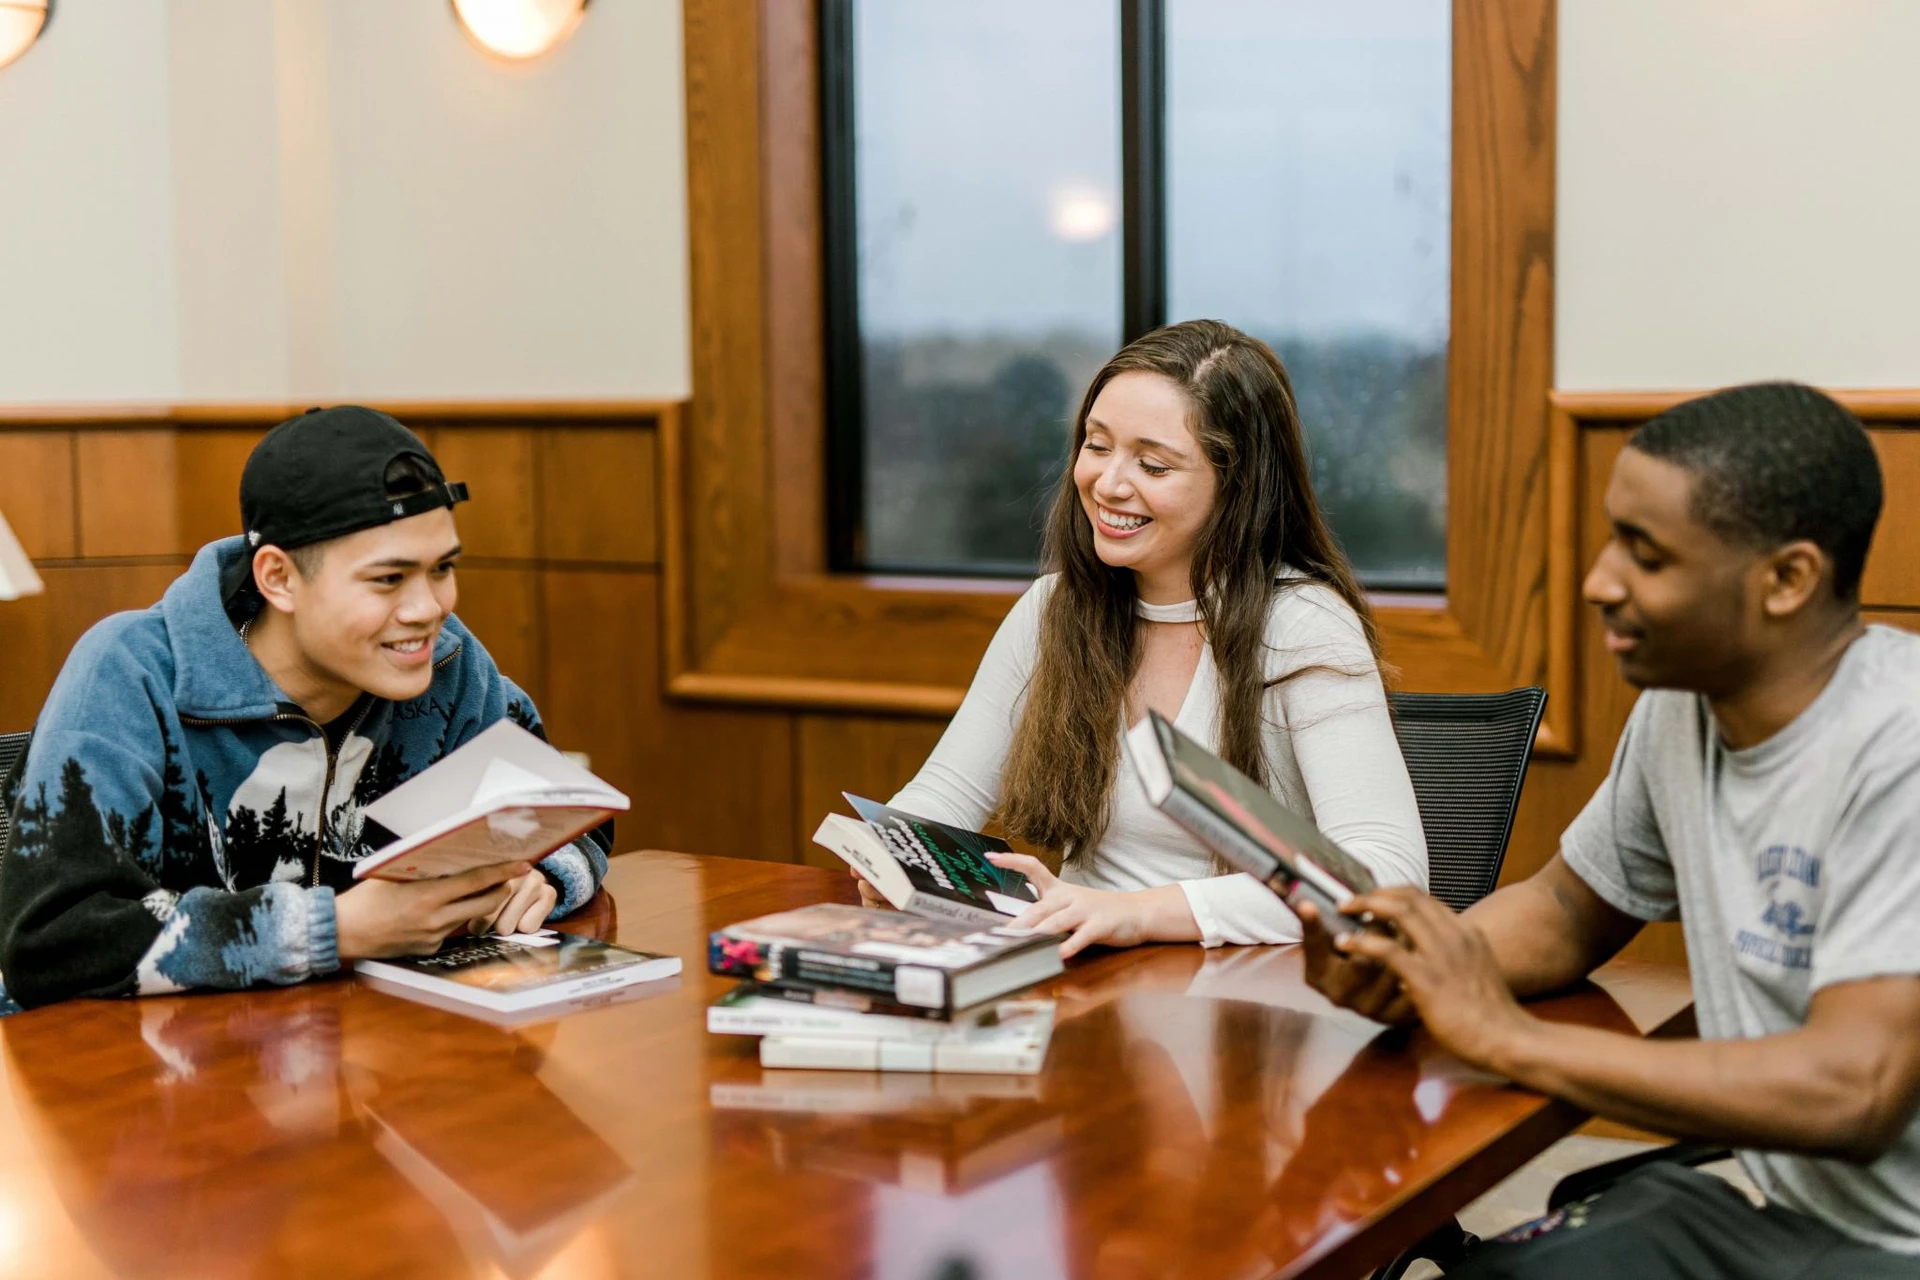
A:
[{"left": 240, "top": 405, "right": 469, "bottom": 553}]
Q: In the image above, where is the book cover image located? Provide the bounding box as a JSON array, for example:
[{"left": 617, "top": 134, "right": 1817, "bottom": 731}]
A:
[
  {"left": 386, "top": 932, "right": 666, "bottom": 996},
  {"left": 845, "top": 795, "right": 1036, "bottom": 908}
]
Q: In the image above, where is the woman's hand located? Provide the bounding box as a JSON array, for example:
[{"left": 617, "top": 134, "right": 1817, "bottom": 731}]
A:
[
  {"left": 988, "top": 852, "right": 1201, "bottom": 959},
  {"left": 847, "top": 867, "right": 889, "bottom": 909}
]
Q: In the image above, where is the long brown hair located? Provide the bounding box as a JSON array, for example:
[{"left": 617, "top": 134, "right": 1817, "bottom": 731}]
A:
[{"left": 996, "top": 320, "right": 1381, "bottom": 867}]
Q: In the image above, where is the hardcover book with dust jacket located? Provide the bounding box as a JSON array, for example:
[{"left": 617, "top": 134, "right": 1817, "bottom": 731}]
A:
[
  {"left": 1125, "top": 709, "right": 1377, "bottom": 928},
  {"left": 708, "top": 904, "right": 1061, "bottom": 1016}
]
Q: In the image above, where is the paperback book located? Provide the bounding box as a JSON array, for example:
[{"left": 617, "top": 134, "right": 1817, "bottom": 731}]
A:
[
  {"left": 812, "top": 794, "right": 1037, "bottom": 926},
  {"left": 1125, "top": 709, "right": 1377, "bottom": 927},
  {"left": 758, "top": 1000, "right": 1055, "bottom": 1074},
  {"left": 357, "top": 930, "right": 681, "bottom": 1015},
  {"left": 354, "top": 720, "right": 628, "bottom": 882},
  {"left": 718, "top": 979, "right": 953, "bottom": 1021},
  {"left": 708, "top": 983, "right": 1022, "bottom": 1042},
  {"left": 708, "top": 904, "right": 1061, "bottom": 1016}
]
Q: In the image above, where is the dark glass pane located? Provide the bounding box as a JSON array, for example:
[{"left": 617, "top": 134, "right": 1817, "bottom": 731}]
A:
[
  {"left": 1167, "top": 0, "right": 1450, "bottom": 590},
  {"left": 850, "top": 1, "right": 1123, "bottom": 572}
]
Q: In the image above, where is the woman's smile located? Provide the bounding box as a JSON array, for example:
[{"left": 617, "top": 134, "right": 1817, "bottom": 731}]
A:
[{"left": 1095, "top": 504, "right": 1154, "bottom": 538}]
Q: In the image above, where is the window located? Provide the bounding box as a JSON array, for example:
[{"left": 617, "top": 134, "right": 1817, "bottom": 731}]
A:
[{"left": 824, "top": 1, "right": 1451, "bottom": 588}]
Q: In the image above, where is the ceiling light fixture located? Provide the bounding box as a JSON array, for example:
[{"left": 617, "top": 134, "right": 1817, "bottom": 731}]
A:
[
  {"left": 451, "top": 0, "right": 589, "bottom": 62},
  {"left": 0, "top": 0, "right": 52, "bottom": 73}
]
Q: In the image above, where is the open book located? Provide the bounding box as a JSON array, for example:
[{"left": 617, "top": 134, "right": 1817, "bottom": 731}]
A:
[
  {"left": 812, "top": 794, "right": 1037, "bottom": 926},
  {"left": 354, "top": 721, "right": 628, "bottom": 881},
  {"left": 1125, "top": 709, "right": 1376, "bottom": 927}
]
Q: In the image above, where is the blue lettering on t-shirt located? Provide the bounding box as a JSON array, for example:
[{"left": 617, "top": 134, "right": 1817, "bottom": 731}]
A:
[
  {"left": 1733, "top": 929, "right": 1813, "bottom": 970},
  {"left": 1745, "top": 843, "right": 1823, "bottom": 969},
  {"left": 1760, "top": 898, "right": 1817, "bottom": 938},
  {"left": 1755, "top": 844, "right": 1821, "bottom": 888}
]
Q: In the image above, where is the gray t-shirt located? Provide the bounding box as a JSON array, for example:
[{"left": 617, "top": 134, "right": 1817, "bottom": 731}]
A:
[{"left": 1562, "top": 624, "right": 1920, "bottom": 1254}]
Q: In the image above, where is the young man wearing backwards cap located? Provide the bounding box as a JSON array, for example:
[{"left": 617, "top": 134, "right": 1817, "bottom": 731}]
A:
[{"left": 0, "top": 406, "right": 609, "bottom": 1008}]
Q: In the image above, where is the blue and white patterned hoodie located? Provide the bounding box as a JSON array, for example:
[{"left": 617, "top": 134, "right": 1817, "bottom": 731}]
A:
[{"left": 0, "top": 536, "right": 609, "bottom": 1008}]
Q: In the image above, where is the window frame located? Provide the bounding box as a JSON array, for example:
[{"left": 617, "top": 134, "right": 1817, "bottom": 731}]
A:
[
  {"left": 818, "top": 0, "right": 1166, "bottom": 576},
  {"left": 670, "top": 0, "right": 1575, "bottom": 754},
  {"left": 820, "top": 0, "right": 1451, "bottom": 587}
]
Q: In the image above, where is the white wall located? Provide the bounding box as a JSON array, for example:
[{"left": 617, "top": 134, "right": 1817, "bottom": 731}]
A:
[
  {"left": 0, "top": 0, "right": 689, "bottom": 405},
  {"left": 0, "top": 3, "right": 182, "bottom": 402},
  {"left": 1557, "top": 0, "right": 1920, "bottom": 391}
]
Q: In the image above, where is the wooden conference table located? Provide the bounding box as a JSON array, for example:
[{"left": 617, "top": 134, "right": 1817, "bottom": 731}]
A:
[{"left": 0, "top": 852, "right": 1692, "bottom": 1280}]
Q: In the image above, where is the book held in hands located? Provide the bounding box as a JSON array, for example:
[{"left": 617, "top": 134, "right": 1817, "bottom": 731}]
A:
[
  {"left": 357, "top": 930, "right": 681, "bottom": 1015},
  {"left": 353, "top": 720, "right": 627, "bottom": 882},
  {"left": 1125, "top": 709, "right": 1377, "bottom": 927},
  {"left": 812, "top": 794, "right": 1038, "bottom": 926},
  {"left": 708, "top": 903, "right": 1062, "bottom": 1016}
]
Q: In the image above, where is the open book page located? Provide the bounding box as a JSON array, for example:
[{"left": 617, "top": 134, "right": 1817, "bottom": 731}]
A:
[
  {"left": 354, "top": 721, "right": 628, "bottom": 880},
  {"left": 363, "top": 721, "right": 626, "bottom": 839}
]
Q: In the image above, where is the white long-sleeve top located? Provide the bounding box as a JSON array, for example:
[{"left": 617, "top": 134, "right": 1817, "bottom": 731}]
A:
[{"left": 890, "top": 574, "right": 1428, "bottom": 946}]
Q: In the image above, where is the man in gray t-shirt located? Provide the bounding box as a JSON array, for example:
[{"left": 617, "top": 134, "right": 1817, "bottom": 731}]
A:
[{"left": 1301, "top": 383, "right": 1920, "bottom": 1276}]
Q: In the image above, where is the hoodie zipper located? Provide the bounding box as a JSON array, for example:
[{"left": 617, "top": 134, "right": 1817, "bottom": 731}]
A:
[
  {"left": 182, "top": 698, "right": 374, "bottom": 888},
  {"left": 310, "top": 699, "right": 375, "bottom": 887}
]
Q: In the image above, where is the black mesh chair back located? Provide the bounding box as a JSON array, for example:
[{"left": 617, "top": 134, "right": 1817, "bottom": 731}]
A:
[
  {"left": 1388, "top": 688, "right": 1547, "bottom": 913},
  {"left": 0, "top": 730, "right": 30, "bottom": 862},
  {"left": 1372, "top": 689, "right": 1547, "bottom": 1280}
]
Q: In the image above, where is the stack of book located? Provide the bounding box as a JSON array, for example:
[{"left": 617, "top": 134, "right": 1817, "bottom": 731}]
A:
[{"left": 706, "top": 797, "right": 1065, "bottom": 1073}]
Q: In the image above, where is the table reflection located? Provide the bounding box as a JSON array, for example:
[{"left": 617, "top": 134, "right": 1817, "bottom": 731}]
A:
[
  {"left": 716, "top": 939, "right": 1632, "bottom": 1280},
  {"left": 3, "top": 980, "right": 631, "bottom": 1279}
]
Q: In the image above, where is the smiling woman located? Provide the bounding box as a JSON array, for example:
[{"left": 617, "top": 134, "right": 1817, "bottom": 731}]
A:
[
  {"left": 875, "top": 321, "right": 1430, "bottom": 957},
  {"left": 1075, "top": 371, "right": 1220, "bottom": 605}
]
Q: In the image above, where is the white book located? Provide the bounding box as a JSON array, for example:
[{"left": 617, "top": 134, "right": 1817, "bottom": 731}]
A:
[
  {"left": 354, "top": 721, "right": 629, "bottom": 882},
  {"left": 757, "top": 1001, "right": 1054, "bottom": 1074},
  {"left": 707, "top": 985, "right": 1011, "bottom": 1042}
]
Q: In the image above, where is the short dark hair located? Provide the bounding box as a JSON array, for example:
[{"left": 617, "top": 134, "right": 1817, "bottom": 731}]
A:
[
  {"left": 1629, "top": 382, "right": 1882, "bottom": 600},
  {"left": 284, "top": 454, "right": 445, "bottom": 580}
]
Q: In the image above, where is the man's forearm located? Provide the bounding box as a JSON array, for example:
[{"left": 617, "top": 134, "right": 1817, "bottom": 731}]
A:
[
  {"left": 1466, "top": 859, "right": 1644, "bottom": 999},
  {"left": 1490, "top": 1018, "right": 1889, "bottom": 1161}
]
